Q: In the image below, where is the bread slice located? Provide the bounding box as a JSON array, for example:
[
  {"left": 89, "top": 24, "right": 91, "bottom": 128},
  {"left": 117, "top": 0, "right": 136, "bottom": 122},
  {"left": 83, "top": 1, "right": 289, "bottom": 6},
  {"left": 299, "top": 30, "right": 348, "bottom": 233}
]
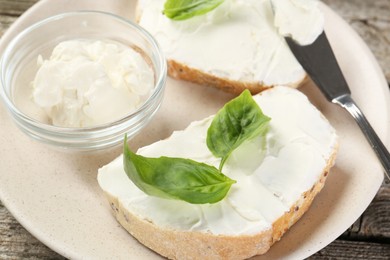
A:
[
  {"left": 98, "top": 86, "right": 338, "bottom": 259},
  {"left": 102, "top": 157, "right": 335, "bottom": 260},
  {"left": 136, "top": 0, "right": 309, "bottom": 94}
]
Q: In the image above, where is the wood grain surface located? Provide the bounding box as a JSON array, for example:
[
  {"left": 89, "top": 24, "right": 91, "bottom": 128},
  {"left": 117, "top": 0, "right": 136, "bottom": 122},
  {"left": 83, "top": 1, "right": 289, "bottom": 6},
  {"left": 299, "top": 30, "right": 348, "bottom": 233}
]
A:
[{"left": 0, "top": 0, "right": 389, "bottom": 259}]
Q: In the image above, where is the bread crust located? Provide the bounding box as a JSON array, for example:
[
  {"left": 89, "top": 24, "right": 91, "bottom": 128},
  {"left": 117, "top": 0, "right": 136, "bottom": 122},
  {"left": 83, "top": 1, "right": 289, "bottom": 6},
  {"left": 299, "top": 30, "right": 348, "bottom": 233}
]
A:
[
  {"left": 167, "top": 49, "right": 308, "bottom": 96},
  {"left": 104, "top": 144, "right": 337, "bottom": 260},
  {"left": 168, "top": 60, "right": 273, "bottom": 95}
]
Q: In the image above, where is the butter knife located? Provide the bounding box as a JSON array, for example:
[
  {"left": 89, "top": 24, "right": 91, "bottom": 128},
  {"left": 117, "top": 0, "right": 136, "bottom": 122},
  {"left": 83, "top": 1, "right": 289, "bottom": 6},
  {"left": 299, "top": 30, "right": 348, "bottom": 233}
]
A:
[{"left": 285, "top": 31, "right": 390, "bottom": 180}]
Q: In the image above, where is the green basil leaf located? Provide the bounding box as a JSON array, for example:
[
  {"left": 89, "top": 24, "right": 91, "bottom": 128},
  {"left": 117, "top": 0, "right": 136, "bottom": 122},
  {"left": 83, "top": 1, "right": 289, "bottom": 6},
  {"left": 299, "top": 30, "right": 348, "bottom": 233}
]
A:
[
  {"left": 163, "top": 0, "right": 225, "bottom": 21},
  {"left": 207, "top": 89, "right": 271, "bottom": 170},
  {"left": 123, "top": 136, "right": 236, "bottom": 204}
]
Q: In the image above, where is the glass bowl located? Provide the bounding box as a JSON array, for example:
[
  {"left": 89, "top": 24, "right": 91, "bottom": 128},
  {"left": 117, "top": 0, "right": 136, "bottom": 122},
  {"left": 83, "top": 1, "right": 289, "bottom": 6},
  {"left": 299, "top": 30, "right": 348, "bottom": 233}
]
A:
[{"left": 0, "top": 11, "right": 167, "bottom": 151}]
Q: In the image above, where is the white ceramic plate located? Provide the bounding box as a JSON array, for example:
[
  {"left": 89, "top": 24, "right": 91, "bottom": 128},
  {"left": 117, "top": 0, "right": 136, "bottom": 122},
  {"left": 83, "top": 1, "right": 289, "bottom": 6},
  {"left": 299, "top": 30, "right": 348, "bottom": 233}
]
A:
[{"left": 0, "top": 1, "right": 389, "bottom": 259}]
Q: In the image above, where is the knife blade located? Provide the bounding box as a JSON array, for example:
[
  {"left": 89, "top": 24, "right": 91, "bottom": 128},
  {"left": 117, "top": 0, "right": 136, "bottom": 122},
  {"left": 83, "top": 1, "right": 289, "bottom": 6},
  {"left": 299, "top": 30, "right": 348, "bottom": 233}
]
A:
[
  {"left": 285, "top": 31, "right": 390, "bottom": 180},
  {"left": 285, "top": 32, "right": 350, "bottom": 101}
]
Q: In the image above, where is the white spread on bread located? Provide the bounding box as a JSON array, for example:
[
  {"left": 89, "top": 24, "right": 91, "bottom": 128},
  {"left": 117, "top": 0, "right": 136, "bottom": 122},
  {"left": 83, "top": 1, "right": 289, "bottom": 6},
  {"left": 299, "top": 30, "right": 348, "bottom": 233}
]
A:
[
  {"left": 32, "top": 39, "right": 154, "bottom": 127},
  {"left": 98, "top": 86, "right": 337, "bottom": 236},
  {"left": 137, "top": 0, "right": 324, "bottom": 86},
  {"left": 271, "top": 0, "right": 324, "bottom": 45}
]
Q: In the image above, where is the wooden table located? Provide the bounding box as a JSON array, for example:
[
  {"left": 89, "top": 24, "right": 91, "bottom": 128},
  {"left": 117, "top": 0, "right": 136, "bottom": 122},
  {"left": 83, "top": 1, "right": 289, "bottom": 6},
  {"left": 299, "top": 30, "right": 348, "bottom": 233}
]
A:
[{"left": 0, "top": 0, "right": 389, "bottom": 259}]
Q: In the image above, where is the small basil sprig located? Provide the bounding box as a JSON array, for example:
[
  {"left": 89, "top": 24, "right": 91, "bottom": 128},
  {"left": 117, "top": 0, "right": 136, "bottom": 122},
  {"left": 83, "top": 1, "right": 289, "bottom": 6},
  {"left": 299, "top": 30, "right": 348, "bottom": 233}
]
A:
[
  {"left": 123, "top": 136, "right": 236, "bottom": 204},
  {"left": 163, "top": 0, "right": 225, "bottom": 20},
  {"left": 123, "top": 90, "right": 271, "bottom": 204},
  {"left": 207, "top": 90, "right": 271, "bottom": 171}
]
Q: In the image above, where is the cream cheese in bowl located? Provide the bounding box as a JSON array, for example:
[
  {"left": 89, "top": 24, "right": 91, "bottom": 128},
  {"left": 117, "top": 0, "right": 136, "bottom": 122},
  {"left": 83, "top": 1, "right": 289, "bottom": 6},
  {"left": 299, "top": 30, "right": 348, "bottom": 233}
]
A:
[{"left": 33, "top": 39, "right": 155, "bottom": 128}]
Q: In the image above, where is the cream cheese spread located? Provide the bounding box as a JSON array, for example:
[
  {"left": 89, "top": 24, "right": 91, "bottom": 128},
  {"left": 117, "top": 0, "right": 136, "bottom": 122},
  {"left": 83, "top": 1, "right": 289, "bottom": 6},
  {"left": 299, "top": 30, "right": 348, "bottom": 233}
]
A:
[
  {"left": 137, "top": 0, "right": 324, "bottom": 86},
  {"left": 271, "top": 0, "right": 324, "bottom": 45},
  {"left": 32, "top": 39, "right": 154, "bottom": 127},
  {"left": 98, "top": 86, "right": 337, "bottom": 235}
]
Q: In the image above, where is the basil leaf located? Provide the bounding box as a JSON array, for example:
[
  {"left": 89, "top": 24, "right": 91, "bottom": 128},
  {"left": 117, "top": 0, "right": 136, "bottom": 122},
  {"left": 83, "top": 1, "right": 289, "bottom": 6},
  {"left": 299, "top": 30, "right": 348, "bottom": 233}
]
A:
[
  {"left": 123, "top": 136, "right": 236, "bottom": 204},
  {"left": 163, "top": 0, "right": 225, "bottom": 21},
  {"left": 207, "top": 90, "right": 271, "bottom": 170}
]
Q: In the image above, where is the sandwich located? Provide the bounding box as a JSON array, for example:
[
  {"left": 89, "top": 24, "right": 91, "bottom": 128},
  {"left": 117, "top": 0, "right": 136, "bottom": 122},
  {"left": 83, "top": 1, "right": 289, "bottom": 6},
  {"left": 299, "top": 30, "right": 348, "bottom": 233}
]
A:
[
  {"left": 136, "top": 0, "right": 324, "bottom": 94},
  {"left": 98, "top": 86, "right": 338, "bottom": 259}
]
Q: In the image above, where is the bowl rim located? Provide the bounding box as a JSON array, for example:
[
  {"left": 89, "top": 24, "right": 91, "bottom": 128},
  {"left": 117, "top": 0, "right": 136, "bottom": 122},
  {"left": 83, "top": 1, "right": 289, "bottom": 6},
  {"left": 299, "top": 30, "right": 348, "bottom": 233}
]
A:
[{"left": 0, "top": 10, "right": 167, "bottom": 134}]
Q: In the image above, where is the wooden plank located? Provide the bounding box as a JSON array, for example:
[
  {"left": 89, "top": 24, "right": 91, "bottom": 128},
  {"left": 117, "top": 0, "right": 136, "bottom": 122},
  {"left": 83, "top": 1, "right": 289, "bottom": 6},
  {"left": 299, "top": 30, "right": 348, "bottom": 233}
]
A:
[
  {"left": 310, "top": 240, "right": 390, "bottom": 259},
  {"left": 0, "top": 13, "right": 16, "bottom": 36},
  {"left": 0, "top": 200, "right": 65, "bottom": 259},
  {"left": 0, "top": 0, "right": 38, "bottom": 36},
  {"left": 323, "top": 0, "right": 390, "bottom": 83},
  {"left": 0, "top": 0, "right": 39, "bottom": 16},
  {"left": 360, "top": 182, "right": 390, "bottom": 239},
  {"left": 341, "top": 180, "right": 390, "bottom": 240}
]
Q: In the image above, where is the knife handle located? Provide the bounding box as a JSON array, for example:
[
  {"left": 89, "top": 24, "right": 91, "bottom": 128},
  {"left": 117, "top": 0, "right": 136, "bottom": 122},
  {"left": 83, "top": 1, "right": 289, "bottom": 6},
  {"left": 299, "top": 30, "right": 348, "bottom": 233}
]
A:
[{"left": 333, "top": 94, "right": 390, "bottom": 180}]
